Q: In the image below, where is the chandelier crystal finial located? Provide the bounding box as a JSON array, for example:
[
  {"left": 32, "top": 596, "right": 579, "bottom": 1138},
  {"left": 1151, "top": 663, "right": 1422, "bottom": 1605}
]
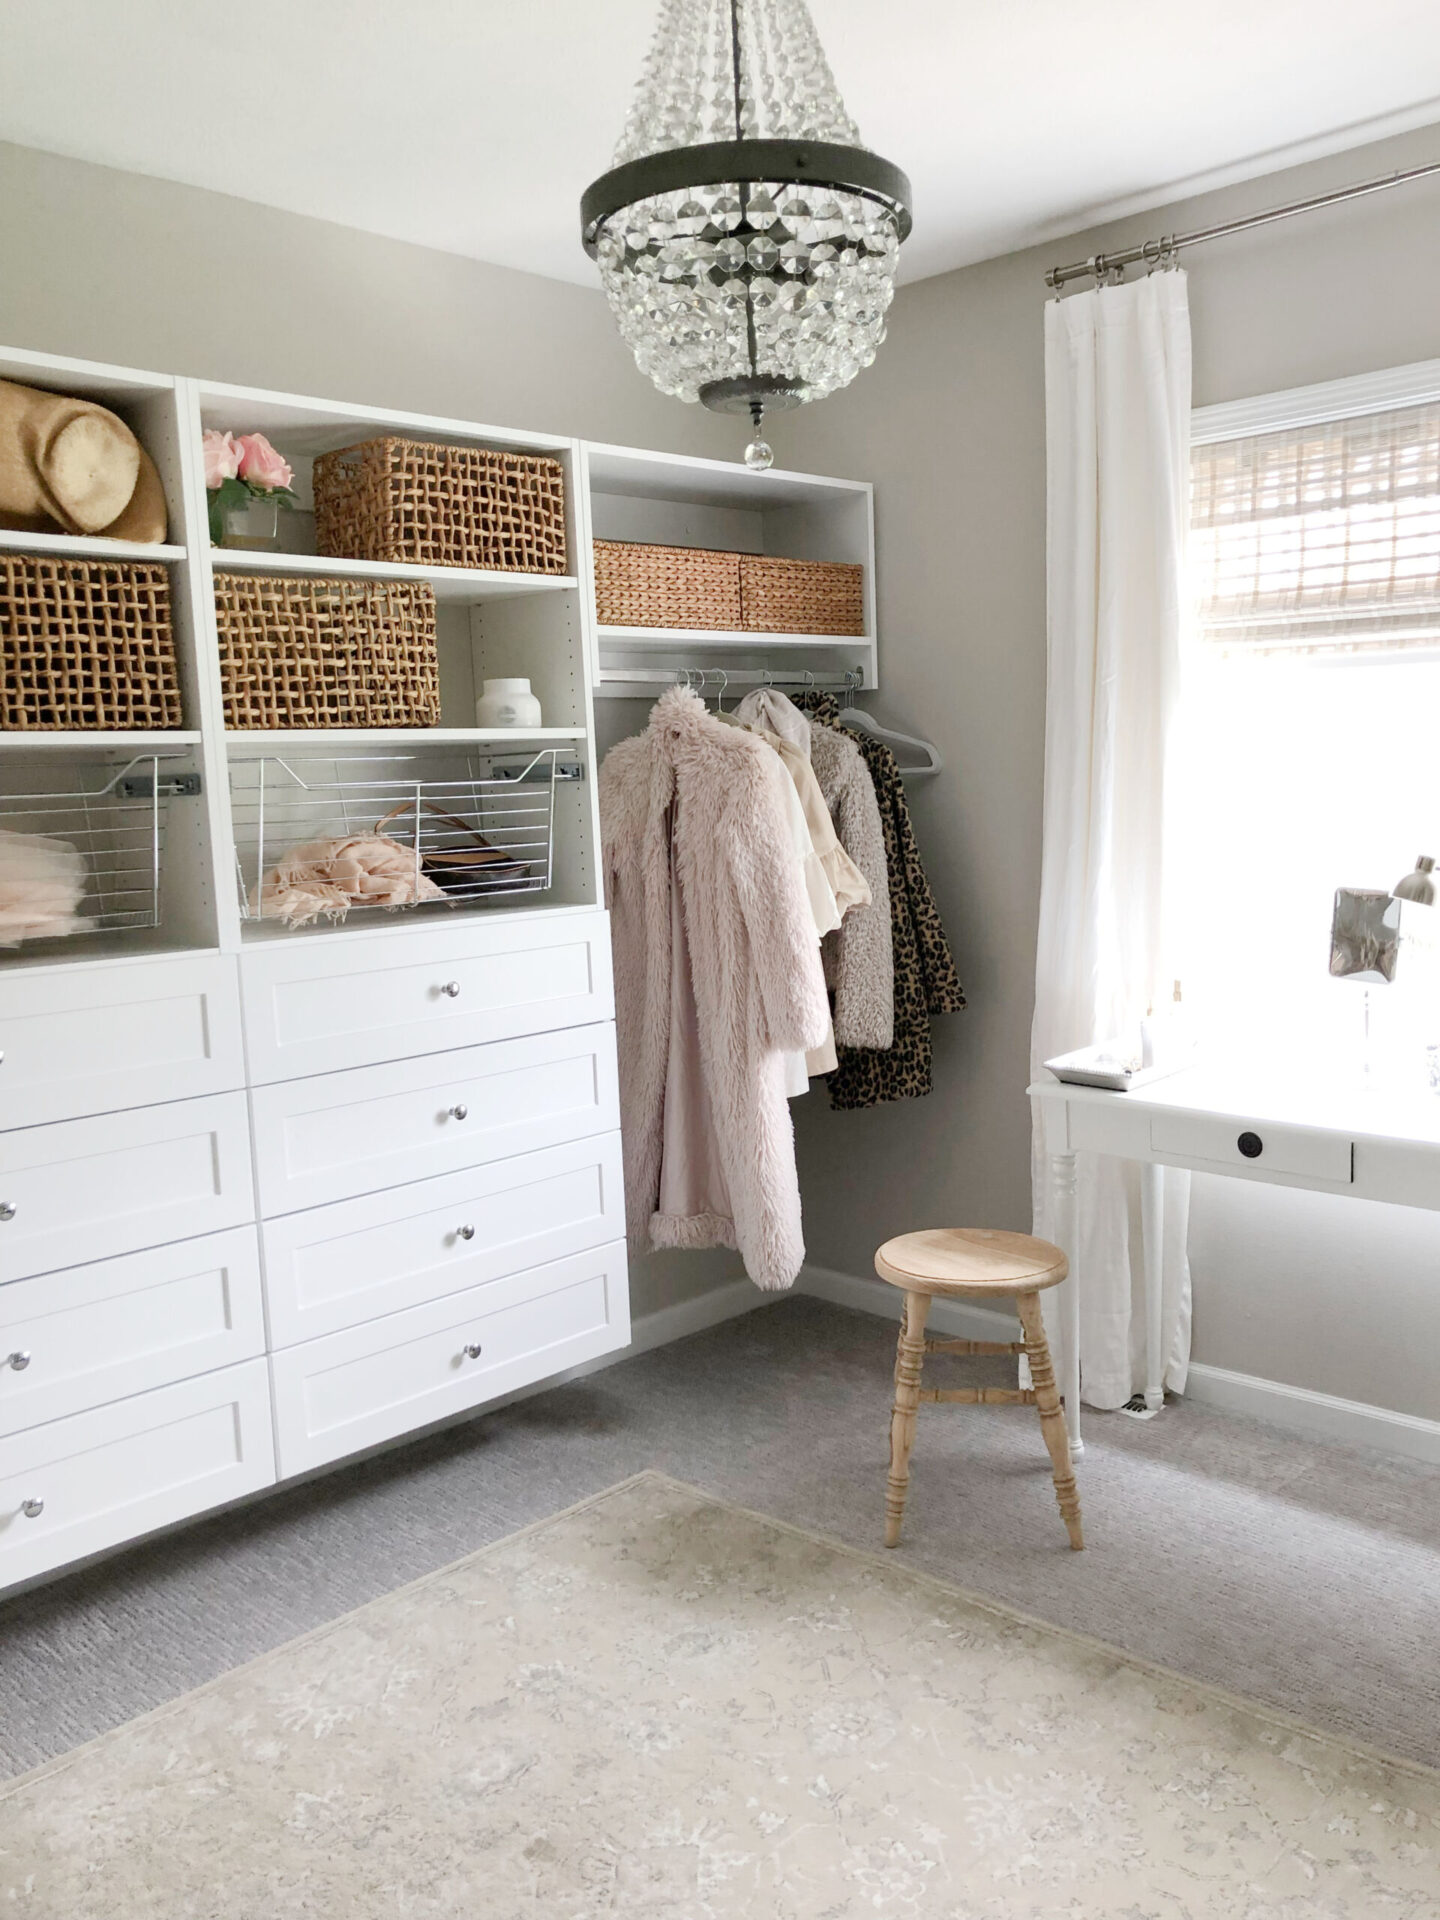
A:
[{"left": 581, "top": 0, "right": 910, "bottom": 461}]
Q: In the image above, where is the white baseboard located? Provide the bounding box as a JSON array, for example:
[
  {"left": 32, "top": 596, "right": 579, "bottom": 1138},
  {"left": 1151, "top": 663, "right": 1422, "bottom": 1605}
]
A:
[
  {"left": 796, "top": 1261, "right": 1021, "bottom": 1341},
  {"left": 796, "top": 1263, "right": 1440, "bottom": 1466},
  {"left": 1183, "top": 1363, "right": 1440, "bottom": 1465}
]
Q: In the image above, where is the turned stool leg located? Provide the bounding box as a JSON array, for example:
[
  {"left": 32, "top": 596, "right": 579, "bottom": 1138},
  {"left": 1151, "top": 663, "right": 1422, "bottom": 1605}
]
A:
[
  {"left": 1016, "top": 1290, "right": 1084, "bottom": 1551},
  {"left": 886, "top": 1289, "right": 930, "bottom": 1547}
]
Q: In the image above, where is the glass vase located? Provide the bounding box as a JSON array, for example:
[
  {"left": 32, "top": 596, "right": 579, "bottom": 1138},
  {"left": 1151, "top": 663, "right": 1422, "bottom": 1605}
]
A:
[{"left": 221, "top": 495, "right": 280, "bottom": 551}]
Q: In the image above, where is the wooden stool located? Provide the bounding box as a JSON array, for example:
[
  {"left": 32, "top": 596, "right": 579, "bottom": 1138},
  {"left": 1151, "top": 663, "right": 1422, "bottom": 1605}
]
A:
[{"left": 875, "top": 1228, "right": 1083, "bottom": 1552}]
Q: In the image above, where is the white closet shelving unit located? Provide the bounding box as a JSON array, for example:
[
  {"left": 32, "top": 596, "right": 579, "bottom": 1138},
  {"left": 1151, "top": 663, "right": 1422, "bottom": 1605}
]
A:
[
  {"left": 583, "top": 442, "right": 875, "bottom": 696},
  {"left": 0, "top": 344, "right": 878, "bottom": 1594}
]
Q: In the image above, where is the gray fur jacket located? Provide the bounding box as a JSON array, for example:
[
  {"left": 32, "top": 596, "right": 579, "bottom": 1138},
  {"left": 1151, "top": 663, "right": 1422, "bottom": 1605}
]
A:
[{"left": 806, "top": 721, "right": 894, "bottom": 1050}]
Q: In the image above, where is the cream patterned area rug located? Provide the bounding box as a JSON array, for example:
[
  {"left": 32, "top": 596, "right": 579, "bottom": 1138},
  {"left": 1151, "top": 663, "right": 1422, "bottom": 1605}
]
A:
[{"left": 3, "top": 1472, "right": 1438, "bottom": 1918}]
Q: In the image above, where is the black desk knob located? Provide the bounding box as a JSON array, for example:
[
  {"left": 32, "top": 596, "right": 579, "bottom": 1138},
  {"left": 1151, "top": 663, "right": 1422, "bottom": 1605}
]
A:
[{"left": 1237, "top": 1131, "right": 1264, "bottom": 1159}]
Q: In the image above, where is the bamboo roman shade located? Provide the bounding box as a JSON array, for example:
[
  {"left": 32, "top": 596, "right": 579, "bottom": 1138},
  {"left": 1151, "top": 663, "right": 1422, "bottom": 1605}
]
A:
[{"left": 1191, "top": 401, "right": 1440, "bottom": 654}]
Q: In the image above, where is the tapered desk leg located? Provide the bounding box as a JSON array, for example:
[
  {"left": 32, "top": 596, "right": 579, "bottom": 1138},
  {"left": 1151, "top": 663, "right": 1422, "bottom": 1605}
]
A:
[
  {"left": 1050, "top": 1149, "right": 1082, "bottom": 1458},
  {"left": 1140, "top": 1160, "right": 1165, "bottom": 1412}
]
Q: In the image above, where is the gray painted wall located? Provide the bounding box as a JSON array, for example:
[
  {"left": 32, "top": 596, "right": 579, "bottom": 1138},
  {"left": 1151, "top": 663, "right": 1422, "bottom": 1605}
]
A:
[
  {"left": 3, "top": 128, "right": 1440, "bottom": 1405},
  {"left": 783, "top": 122, "right": 1440, "bottom": 1419},
  {"left": 0, "top": 140, "right": 743, "bottom": 457}
]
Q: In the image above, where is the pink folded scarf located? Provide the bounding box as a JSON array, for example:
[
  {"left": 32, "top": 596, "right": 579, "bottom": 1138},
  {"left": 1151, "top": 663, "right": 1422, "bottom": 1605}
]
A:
[
  {"left": 251, "top": 833, "right": 446, "bottom": 928},
  {"left": 0, "top": 827, "right": 91, "bottom": 945}
]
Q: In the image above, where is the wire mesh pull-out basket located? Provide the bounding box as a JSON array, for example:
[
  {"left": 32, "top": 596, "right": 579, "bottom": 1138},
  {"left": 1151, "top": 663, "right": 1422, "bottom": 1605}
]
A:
[
  {"left": 231, "top": 750, "right": 561, "bottom": 929},
  {"left": 0, "top": 755, "right": 180, "bottom": 949}
]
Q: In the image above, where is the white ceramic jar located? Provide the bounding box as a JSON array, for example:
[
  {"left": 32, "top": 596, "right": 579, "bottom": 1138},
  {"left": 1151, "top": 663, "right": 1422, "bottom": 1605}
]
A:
[{"left": 475, "top": 678, "right": 543, "bottom": 728}]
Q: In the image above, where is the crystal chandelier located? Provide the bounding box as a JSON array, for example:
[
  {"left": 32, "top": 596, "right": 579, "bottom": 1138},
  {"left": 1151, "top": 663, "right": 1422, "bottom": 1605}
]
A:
[{"left": 581, "top": 0, "right": 911, "bottom": 469}]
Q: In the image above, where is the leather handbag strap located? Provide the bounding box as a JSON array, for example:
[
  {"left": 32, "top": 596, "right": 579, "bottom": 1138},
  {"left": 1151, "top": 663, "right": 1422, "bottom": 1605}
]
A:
[{"left": 374, "top": 798, "right": 524, "bottom": 872}]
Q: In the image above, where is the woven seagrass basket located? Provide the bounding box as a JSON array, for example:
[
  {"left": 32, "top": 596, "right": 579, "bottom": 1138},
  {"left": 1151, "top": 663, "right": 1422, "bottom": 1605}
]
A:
[
  {"left": 592, "top": 540, "right": 742, "bottom": 630},
  {"left": 0, "top": 554, "right": 181, "bottom": 730},
  {"left": 214, "top": 573, "right": 439, "bottom": 730},
  {"left": 739, "top": 556, "right": 865, "bottom": 636},
  {"left": 313, "top": 438, "right": 568, "bottom": 575}
]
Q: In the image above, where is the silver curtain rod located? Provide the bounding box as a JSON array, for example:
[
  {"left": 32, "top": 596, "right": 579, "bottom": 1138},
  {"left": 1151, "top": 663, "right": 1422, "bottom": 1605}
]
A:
[{"left": 1045, "top": 157, "right": 1440, "bottom": 289}]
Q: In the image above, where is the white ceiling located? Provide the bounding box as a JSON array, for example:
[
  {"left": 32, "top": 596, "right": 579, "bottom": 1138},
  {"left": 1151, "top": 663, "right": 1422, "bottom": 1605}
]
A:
[{"left": 2, "top": 0, "right": 1439, "bottom": 288}]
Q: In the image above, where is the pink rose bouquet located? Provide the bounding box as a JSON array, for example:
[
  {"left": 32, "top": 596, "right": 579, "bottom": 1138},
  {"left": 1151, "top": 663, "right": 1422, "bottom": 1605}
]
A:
[{"left": 203, "top": 428, "right": 298, "bottom": 544}]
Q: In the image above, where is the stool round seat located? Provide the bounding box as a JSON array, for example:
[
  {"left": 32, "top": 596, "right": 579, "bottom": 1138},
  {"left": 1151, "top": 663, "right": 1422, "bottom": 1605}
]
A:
[{"left": 876, "top": 1228, "right": 1067, "bottom": 1296}]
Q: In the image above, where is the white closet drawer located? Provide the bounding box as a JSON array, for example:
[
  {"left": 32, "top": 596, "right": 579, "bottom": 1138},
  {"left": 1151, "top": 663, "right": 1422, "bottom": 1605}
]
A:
[
  {"left": 270, "top": 1241, "right": 629, "bottom": 1476},
  {"left": 250, "top": 1023, "right": 620, "bottom": 1217},
  {"left": 0, "top": 1359, "right": 275, "bottom": 1593},
  {"left": 0, "top": 1092, "right": 255, "bottom": 1284},
  {"left": 0, "top": 954, "right": 244, "bottom": 1131},
  {"left": 262, "top": 1131, "right": 625, "bottom": 1346},
  {"left": 0, "top": 1227, "right": 264, "bottom": 1436},
  {"left": 240, "top": 911, "right": 614, "bottom": 1083}
]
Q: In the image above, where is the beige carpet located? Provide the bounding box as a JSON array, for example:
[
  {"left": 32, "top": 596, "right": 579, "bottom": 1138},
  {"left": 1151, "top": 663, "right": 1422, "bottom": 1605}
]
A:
[{"left": 3, "top": 1472, "right": 1437, "bottom": 1918}]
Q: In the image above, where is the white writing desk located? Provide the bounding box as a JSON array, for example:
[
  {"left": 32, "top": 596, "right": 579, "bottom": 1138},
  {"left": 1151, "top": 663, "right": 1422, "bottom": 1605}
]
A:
[{"left": 1028, "top": 1067, "right": 1440, "bottom": 1457}]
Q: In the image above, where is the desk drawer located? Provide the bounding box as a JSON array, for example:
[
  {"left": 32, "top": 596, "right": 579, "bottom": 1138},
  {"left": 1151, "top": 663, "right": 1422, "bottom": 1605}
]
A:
[
  {"left": 262, "top": 1132, "right": 625, "bottom": 1346},
  {"left": 240, "top": 912, "right": 614, "bottom": 1083},
  {"left": 270, "top": 1240, "right": 630, "bottom": 1476},
  {"left": 0, "top": 1093, "right": 255, "bottom": 1283},
  {"left": 1149, "top": 1112, "right": 1353, "bottom": 1184},
  {"left": 250, "top": 1024, "right": 619, "bottom": 1217},
  {"left": 0, "top": 1359, "right": 275, "bottom": 1593},
  {"left": 0, "top": 955, "right": 244, "bottom": 1131},
  {"left": 0, "top": 1227, "right": 264, "bottom": 1436}
]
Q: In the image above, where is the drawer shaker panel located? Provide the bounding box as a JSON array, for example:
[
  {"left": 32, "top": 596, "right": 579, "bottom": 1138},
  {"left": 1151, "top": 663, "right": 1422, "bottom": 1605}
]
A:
[
  {"left": 0, "top": 1360, "right": 275, "bottom": 1593},
  {"left": 262, "top": 1131, "right": 625, "bottom": 1345},
  {"left": 240, "top": 912, "right": 614, "bottom": 1082},
  {"left": 0, "top": 954, "right": 245, "bottom": 1131},
  {"left": 250, "top": 1024, "right": 620, "bottom": 1216},
  {"left": 1149, "top": 1112, "right": 1353, "bottom": 1185},
  {"left": 0, "top": 1092, "right": 255, "bottom": 1283},
  {"left": 0, "top": 1227, "right": 265, "bottom": 1436},
  {"left": 270, "top": 1241, "right": 630, "bottom": 1476}
]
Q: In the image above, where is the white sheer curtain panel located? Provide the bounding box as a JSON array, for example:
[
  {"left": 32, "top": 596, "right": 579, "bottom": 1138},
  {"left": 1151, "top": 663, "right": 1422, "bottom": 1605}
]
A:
[{"left": 1031, "top": 270, "right": 1194, "bottom": 1410}]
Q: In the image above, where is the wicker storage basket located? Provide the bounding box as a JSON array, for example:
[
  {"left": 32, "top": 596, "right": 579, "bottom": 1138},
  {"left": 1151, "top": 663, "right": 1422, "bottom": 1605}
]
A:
[
  {"left": 215, "top": 574, "right": 440, "bottom": 730},
  {"left": 593, "top": 540, "right": 743, "bottom": 630},
  {"left": 313, "top": 438, "right": 568, "bottom": 575},
  {"left": 0, "top": 554, "right": 181, "bottom": 730},
  {"left": 739, "top": 556, "right": 865, "bottom": 636}
]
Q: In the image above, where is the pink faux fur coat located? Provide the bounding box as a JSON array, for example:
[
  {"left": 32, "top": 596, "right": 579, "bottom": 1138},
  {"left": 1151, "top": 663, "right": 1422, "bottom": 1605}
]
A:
[{"left": 599, "top": 688, "right": 830, "bottom": 1291}]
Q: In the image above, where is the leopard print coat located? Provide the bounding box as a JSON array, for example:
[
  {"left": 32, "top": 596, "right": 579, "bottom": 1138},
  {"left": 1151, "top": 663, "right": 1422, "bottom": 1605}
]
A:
[{"left": 796, "top": 692, "right": 965, "bottom": 1107}]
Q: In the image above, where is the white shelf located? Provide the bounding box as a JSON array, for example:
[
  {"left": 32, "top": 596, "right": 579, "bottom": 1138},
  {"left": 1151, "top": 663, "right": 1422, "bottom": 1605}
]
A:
[
  {"left": 0, "top": 731, "right": 202, "bottom": 750},
  {"left": 0, "top": 529, "right": 186, "bottom": 563},
  {"left": 209, "top": 549, "right": 578, "bottom": 603},
  {"left": 224, "top": 727, "right": 585, "bottom": 750},
  {"left": 585, "top": 442, "right": 869, "bottom": 509},
  {"left": 598, "top": 625, "right": 871, "bottom": 650}
]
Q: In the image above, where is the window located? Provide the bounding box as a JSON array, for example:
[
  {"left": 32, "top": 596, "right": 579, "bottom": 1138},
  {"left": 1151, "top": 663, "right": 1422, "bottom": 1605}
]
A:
[{"left": 1180, "top": 375, "right": 1440, "bottom": 1083}]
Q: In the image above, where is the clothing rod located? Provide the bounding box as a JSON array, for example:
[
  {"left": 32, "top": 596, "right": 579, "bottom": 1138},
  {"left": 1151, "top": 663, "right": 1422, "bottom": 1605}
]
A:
[
  {"left": 597, "top": 667, "right": 865, "bottom": 690},
  {"left": 1044, "top": 157, "right": 1440, "bottom": 289}
]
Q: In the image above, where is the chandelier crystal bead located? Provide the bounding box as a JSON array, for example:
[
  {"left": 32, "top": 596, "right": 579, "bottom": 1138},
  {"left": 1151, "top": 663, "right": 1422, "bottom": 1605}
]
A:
[{"left": 581, "top": 0, "right": 910, "bottom": 464}]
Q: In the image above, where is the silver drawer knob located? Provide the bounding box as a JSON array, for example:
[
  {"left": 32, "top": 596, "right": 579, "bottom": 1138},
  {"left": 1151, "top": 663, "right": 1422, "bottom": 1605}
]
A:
[
  {"left": 6, "top": 1349, "right": 31, "bottom": 1372},
  {"left": 448, "top": 1103, "right": 468, "bottom": 1121},
  {"left": 21, "top": 1497, "right": 44, "bottom": 1519},
  {"left": 0, "top": 1201, "right": 15, "bottom": 1222},
  {"left": 455, "top": 1224, "right": 475, "bottom": 1241},
  {"left": 462, "top": 1342, "right": 483, "bottom": 1360},
  {"left": 441, "top": 980, "right": 461, "bottom": 998}
]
